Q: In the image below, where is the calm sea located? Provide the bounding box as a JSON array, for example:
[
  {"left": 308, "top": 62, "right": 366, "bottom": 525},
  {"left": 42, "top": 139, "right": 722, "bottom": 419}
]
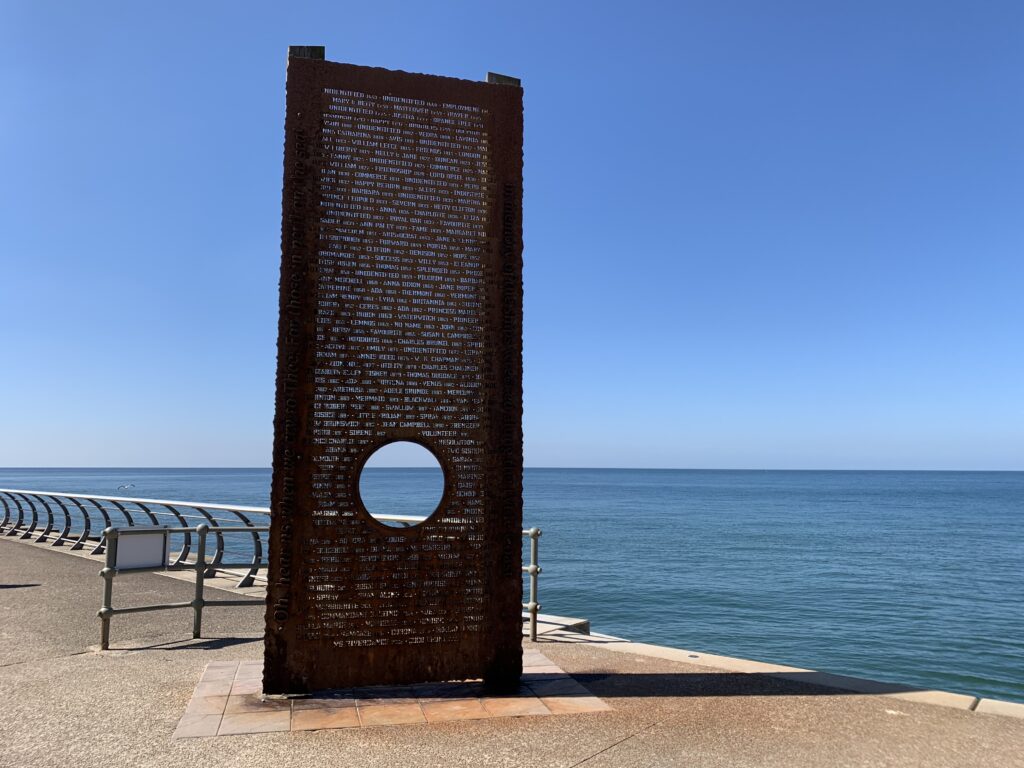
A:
[{"left": 1, "top": 467, "right": 1021, "bottom": 704}]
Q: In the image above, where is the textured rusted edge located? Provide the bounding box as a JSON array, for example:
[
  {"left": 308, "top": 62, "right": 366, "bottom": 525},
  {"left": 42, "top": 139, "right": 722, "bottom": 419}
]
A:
[
  {"left": 264, "top": 55, "right": 322, "bottom": 694},
  {"left": 482, "top": 79, "right": 524, "bottom": 692},
  {"left": 264, "top": 56, "right": 524, "bottom": 694}
]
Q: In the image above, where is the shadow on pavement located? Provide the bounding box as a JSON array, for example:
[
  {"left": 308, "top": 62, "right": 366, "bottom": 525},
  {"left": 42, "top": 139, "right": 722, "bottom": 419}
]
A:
[
  {"left": 110, "top": 636, "right": 260, "bottom": 653},
  {"left": 571, "top": 671, "right": 916, "bottom": 697}
]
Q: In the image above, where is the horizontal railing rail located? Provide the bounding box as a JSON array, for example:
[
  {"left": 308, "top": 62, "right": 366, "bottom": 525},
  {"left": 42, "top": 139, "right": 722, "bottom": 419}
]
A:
[{"left": 0, "top": 488, "right": 542, "bottom": 641}]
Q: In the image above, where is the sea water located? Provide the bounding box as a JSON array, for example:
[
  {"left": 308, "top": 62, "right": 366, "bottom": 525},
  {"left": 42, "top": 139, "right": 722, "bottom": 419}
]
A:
[{"left": 1, "top": 467, "right": 1020, "bottom": 703}]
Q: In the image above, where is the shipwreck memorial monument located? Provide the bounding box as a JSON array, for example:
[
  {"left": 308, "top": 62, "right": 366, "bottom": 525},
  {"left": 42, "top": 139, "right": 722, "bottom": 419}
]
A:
[{"left": 264, "top": 47, "right": 524, "bottom": 694}]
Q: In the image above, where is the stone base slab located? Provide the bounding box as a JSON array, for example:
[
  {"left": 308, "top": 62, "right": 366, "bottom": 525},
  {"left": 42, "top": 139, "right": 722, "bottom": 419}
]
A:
[{"left": 173, "top": 650, "right": 610, "bottom": 738}]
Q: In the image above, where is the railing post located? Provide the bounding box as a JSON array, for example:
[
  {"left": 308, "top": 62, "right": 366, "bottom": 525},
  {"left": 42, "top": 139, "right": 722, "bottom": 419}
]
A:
[
  {"left": 97, "top": 527, "right": 118, "bottom": 650},
  {"left": 527, "top": 527, "right": 541, "bottom": 642},
  {"left": 192, "top": 524, "right": 208, "bottom": 639},
  {"left": 0, "top": 492, "right": 10, "bottom": 532},
  {"left": 8, "top": 494, "right": 25, "bottom": 536}
]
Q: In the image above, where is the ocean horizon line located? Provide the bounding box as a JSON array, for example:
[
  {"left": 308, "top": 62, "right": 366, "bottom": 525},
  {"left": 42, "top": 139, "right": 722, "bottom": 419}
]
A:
[{"left": 2, "top": 466, "right": 1023, "bottom": 473}]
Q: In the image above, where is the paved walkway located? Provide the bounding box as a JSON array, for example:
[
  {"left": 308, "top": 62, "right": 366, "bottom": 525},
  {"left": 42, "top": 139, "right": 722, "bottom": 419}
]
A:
[{"left": 2, "top": 537, "right": 1022, "bottom": 768}]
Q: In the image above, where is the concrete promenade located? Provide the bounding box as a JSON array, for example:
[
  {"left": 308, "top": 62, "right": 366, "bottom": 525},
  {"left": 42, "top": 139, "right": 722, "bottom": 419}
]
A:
[{"left": 2, "top": 536, "right": 1022, "bottom": 768}]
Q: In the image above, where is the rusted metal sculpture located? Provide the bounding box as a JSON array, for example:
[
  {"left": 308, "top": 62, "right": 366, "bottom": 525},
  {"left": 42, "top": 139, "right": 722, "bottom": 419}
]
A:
[{"left": 264, "top": 47, "right": 524, "bottom": 694}]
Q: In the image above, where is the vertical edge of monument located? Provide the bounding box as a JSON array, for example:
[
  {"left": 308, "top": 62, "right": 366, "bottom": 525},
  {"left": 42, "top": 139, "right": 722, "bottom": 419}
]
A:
[
  {"left": 264, "top": 54, "right": 321, "bottom": 694},
  {"left": 482, "top": 79, "right": 525, "bottom": 691}
]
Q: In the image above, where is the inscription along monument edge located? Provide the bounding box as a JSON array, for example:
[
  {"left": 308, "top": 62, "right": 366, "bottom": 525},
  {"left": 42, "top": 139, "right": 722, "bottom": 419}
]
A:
[{"left": 264, "top": 47, "right": 524, "bottom": 694}]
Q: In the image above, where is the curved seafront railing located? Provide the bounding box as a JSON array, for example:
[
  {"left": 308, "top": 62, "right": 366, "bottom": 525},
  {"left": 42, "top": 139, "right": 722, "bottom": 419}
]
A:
[
  {"left": 0, "top": 488, "right": 543, "bottom": 639},
  {"left": 0, "top": 488, "right": 270, "bottom": 588}
]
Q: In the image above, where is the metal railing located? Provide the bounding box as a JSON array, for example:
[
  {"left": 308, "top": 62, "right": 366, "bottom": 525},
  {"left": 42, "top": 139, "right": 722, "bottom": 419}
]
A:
[
  {"left": 0, "top": 488, "right": 269, "bottom": 588},
  {"left": 99, "top": 523, "right": 266, "bottom": 650},
  {"left": 0, "top": 488, "right": 543, "bottom": 642}
]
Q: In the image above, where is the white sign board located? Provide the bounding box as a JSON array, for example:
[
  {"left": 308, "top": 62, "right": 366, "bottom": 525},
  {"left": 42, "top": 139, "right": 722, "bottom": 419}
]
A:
[{"left": 115, "top": 527, "right": 169, "bottom": 570}]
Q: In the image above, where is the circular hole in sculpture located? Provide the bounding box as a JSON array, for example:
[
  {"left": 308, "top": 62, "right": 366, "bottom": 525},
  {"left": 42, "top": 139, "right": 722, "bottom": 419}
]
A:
[{"left": 358, "top": 441, "right": 444, "bottom": 528}]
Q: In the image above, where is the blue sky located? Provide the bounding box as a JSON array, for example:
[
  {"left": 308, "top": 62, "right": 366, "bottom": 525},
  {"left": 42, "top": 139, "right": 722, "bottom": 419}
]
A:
[{"left": 2, "top": 1, "right": 1022, "bottom": 469}]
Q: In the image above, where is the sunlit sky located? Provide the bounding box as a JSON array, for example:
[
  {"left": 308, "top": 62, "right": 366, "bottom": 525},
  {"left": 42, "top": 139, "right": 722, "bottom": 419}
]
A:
[{"left": 2, "top": 1, "right": 1022, "bottom": 469}]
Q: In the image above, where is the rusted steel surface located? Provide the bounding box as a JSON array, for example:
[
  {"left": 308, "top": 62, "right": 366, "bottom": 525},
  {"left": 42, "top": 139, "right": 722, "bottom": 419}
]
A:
[{"left": 264, "top": 52, "right": 524, "bottom": 694}]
